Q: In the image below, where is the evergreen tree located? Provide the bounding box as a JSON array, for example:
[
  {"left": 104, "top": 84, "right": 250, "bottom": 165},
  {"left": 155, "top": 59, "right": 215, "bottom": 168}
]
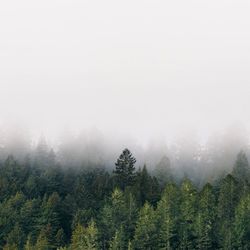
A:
[
  {"left": 156, "top": 183, "right": 179, "bottom": 249},
  {"left": 178, "top": 179, "right": 197, "bottom": 250},
  {"left": 24, "top": 235, "right": 34, "bottom": 250},
  {"left": 35, "top": 229, "right": 50, "bottom": 250},
  {"left": 232, "top": 151, "right": 250, "bottom": 182},
  {"left": 71, "top": 220, "right": 98, "bottom": 250},
  {"left": 113, "top": 149, "right": 136, "bottom": 190},
  {"left": 133, "top": 202, "right": 157, "bottom": 250},
  {"left": 195, "top": 183, "right": 216, "bottom": 250},
  {"left": 109, "top": 227, "right": 127, "bottom": 250},
  {"left": 217, "top": 174, "right": 239, "bottom": 250},
  {"left": 4, "top": 223, "right": 25, "bottom": 250},
  {"left": 153, "top": 156, "right": 172, "bottom": 186},
  {"left": 233, "top": 194, "right": 250, "bottom": 249}
]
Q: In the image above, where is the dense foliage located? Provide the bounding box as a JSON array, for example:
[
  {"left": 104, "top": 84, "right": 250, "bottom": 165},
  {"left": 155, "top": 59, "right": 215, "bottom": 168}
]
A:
[{"left": 0, "top": 148, "right": 250, "bottom": 249}]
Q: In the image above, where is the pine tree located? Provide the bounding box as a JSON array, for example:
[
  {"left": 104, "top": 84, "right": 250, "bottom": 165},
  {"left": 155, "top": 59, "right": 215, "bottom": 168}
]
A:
[
  {"left": 35, "top": 229, "right": 50, "bottom": 250},
  {"left": 133, "top": 202, "right": 157, "bottom": 249},
  {"left": 178, "top": 179, "right": 197, "bottom": 250},
  {"left": 153, "top": 156, "right": 172, "bottom": 186},
  {"left": 232, "top": 151, "right": 250, "bottom": 182},
  {"left": 195, "top": 183, "right": 216, "bottom": 250},
  {"left": 156, "top": 183, "right": 179, "bottom": 249},
  {"left": 233, "top": 194, "right": 250, "bottom": 249},
  {"left": 55, "top": 228, "right": 66, "bottom": 248},
  {"left": 113, "top": 149, "right": 136, "bottom": 190},
  {"left": 217, "top": 174, "right": 239, "bottom": 250},
  {"left": 24, "top": 235, "right": 33, "bottom": 250},
  {"left": 5, "top": 223, "right": 25, "bottom": 250},
  {"left": 99, "top": 188, "right": 127, "bottom": 249},
  {"left": 71, "top": 220, "right": 98, "bottom": 250},
  {"left": 109, "top": 227, "right": 127, "bottom": 250}
]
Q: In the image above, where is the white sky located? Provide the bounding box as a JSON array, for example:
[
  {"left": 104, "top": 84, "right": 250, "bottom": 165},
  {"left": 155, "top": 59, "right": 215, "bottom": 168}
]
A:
[{"left": 0, "top": 0, "right": 250, "bottom": 143}]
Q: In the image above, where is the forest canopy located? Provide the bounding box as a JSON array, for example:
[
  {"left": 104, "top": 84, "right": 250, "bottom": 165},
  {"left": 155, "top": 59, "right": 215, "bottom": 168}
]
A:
[{"left": 0, "top": 144, "right": 250, "bottom": 249}]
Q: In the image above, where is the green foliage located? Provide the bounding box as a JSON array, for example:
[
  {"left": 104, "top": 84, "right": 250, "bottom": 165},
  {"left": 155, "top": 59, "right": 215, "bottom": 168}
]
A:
[
  {"left": 70, "top": 220, "right": 98, "bottom": 250},
  {"left": 0, "top": 150, "right": 250, "bottom": 249},
  {"left": 156, "top": 183, "right": 179, "bottom": 249},
  {"left": 114, "top": 149, "right": 136, "bottom": 190},
  {"left": 232, "top": 151, "right": 250, "bottom": 182},
  {"left": 178, "top": 178, "right": 197, "bottom": 249},
  {"left": 133, "top": 202, "right": 157, "bottom": 249}
]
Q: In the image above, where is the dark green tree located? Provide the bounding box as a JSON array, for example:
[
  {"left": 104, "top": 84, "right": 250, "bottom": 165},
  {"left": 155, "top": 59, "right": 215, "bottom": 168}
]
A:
[
  {"left": 113, "top": 149, "right": 136, "bottom": 190},
  {"left": 232, "top": 151, "right": 250, "bottom": 182},
  {"left": 195, "top": 183, "right": 216, "bottom": 250},
  {"left": 178, "top": 178, "right": 197, "bottom": 250}
]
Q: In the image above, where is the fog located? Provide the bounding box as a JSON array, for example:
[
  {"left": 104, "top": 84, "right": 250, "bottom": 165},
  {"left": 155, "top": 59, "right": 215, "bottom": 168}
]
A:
[{"left": 0, "top": 1, "right": 250, "bottom": 183}]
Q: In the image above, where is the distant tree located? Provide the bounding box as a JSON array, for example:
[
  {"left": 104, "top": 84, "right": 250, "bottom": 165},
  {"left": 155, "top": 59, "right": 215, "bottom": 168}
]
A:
[
  {"left": 113, "top": 149, "right": 136, "bottom": 190},
  {"left": 232, "top": 151, "right": 250, "bottom": 182},
  {"left": 153, "top": 156, "right": 172, "bottom": 186}
]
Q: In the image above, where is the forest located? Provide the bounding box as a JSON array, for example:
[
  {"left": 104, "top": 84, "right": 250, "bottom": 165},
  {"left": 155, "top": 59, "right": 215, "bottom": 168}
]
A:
[{"left": 1, "top": 139, "right": 250, "bottom": 250}]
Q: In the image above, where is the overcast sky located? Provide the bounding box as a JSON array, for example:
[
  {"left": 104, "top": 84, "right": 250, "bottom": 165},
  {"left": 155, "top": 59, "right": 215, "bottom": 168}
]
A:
[{"left": 0, "top": 0, "right": 250, "bottom": 143}]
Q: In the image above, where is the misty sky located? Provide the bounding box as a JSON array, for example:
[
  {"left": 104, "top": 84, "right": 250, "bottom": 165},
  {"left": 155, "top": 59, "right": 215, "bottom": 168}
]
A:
[{"left": 0, "top": 0, "right": 250, "bottom": 143}]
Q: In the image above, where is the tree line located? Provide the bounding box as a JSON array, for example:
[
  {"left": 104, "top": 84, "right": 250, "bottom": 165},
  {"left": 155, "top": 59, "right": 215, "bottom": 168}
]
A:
[{"left": 0, "top": 148, "right": 250, "bottom": 249}]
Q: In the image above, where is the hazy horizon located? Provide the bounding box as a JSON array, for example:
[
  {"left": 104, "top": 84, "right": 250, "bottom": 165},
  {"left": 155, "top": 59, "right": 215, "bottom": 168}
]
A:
[{"left": 1, "top": 0, "right": 250, "bottom": 146}]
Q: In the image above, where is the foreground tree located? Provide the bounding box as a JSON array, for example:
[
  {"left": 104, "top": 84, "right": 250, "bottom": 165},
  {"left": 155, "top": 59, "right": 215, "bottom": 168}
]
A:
[
  {"left": 156, "top": 183, "right": 179, "bottom": 249},
  {"left": 133, "top": 202, "right": 157, "bottom": 249},
  {"left": 71, "top": 220, "right": 98, "bottom": 250},
  {"left": 195, "top": 183, "right": 216, "bottom": 250},
  {"left": 233, "top": 194, "right": 250, "bottom": 249},
  {"left": 217, "top": 174, "right": 239, "bottom": 250},
  {"left": 178, "top": 179, "right": 197, "bottom": 250}
]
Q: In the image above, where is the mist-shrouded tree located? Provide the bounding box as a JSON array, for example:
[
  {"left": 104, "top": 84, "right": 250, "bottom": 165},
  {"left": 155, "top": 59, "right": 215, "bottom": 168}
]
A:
[
  {"left": 113, "top": 149, "right": 136, "bottom": 190},
  {"left": 153, "top": 156, "right": 172, "bottom": 186},
  {"left": 232, "top": 151, "right": 250, "bottom": 182}
]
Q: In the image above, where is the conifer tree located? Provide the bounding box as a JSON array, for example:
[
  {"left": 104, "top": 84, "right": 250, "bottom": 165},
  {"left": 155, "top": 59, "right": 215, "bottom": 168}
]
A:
[
  {"left": 109, "top": 227, "right": 127, "bottom": 250},
  {"left": 114, "top": 149, "right": 136, "bottom": 190},
  {"left": 24, "top": 235, "right": 33, "bottom": 250},
  {"left": 232, "top": 151, "right": 250, "bottom": 182},
  {"left": 71, "top": 220, "right": 98, "bottom": 250},
  {"left": 195, "top": 183, "right": 216, "bottom": 250},
  {"left": 35, "top": 229, "right": 50, "bottom": 250},
  {"left": 178, "top": 179, "right": 197, "bottom": 250},
  {"left": 133, "top": 202, "right": 157, "bottom": 249},
  {"left": 233, "top": 194, "right": 250, "bottom": 249},
  {"left": 156, "top": 183, "right": 179, "bottom": 249},
  {"left": 217, "top": 174, "right": 239, "bottom": 250}
]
